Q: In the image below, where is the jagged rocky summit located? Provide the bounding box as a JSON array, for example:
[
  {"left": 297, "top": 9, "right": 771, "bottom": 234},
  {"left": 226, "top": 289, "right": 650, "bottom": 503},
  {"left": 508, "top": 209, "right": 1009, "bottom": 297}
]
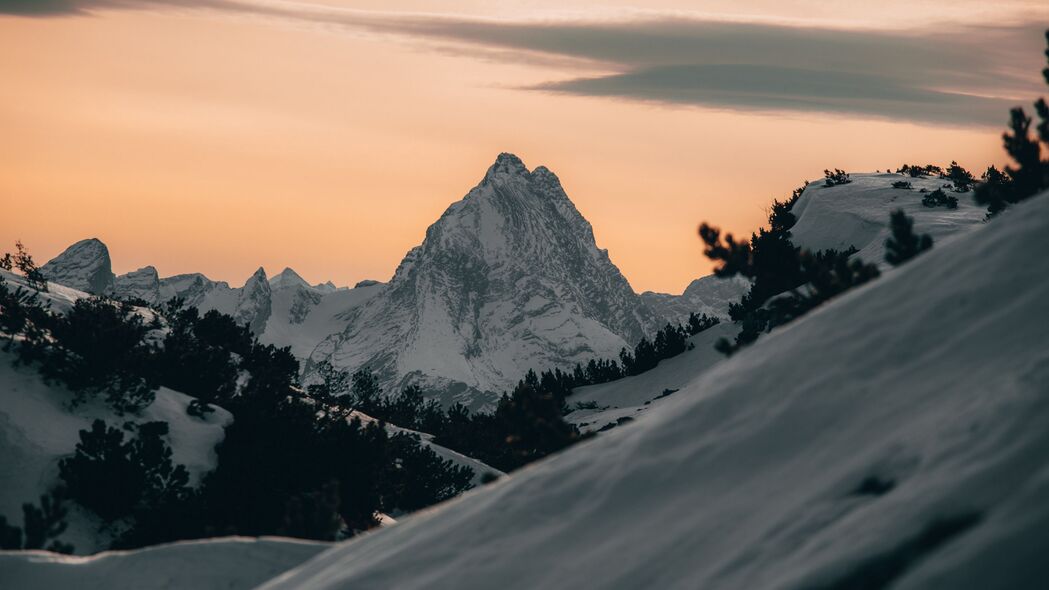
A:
[{"left": 309, "top": 153, "right": 662, "bottom": 409}]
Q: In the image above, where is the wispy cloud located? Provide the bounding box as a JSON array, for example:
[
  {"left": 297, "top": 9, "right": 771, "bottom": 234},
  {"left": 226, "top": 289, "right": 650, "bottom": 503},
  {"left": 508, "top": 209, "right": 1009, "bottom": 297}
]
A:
[
  {"left": 354, "top": 15, "right": 1046, "bottom": 126},
  {"left": 5, "top": 0, "right": 1044, "bottom": 126}
]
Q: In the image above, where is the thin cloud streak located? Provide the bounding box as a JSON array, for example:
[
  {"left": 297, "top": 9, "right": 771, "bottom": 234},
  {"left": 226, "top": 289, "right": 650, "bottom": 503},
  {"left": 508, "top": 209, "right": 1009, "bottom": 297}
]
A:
[{"left": 4, "top": 0, "right": 1044, "bottom": 126}]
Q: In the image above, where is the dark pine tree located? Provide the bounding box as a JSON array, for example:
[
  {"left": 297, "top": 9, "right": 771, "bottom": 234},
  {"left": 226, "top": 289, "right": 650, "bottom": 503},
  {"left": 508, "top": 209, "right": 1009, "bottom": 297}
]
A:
[{"left": 885, "top": 210, "right": 933, "bottom": 266}]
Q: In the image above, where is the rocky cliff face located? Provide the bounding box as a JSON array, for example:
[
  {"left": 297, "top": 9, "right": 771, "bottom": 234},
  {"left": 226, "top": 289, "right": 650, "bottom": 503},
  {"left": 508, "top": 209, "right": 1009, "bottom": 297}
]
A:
[
  {"left": 40, "top": 238, "right": 115, "bottom": 295},
  {"left": 310, "top": 153, "right": 660, "bottom": 409},
  {"left": 113, "top": 266, "right": 161, "bottom": 304}
]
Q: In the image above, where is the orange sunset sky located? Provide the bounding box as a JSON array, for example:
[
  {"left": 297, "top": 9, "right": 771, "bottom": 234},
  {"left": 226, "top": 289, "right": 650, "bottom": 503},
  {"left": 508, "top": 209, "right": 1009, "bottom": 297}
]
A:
[{"left": 2, "top": 0, "right": 1047, "bottom": 293}]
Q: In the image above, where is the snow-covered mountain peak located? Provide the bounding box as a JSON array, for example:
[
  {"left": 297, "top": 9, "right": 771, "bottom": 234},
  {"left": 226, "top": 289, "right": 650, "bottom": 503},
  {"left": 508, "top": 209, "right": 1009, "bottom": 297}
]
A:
[
  {"left": 311, "top": 153, "right": 658, "bottom": 408},
  {"left": 235, "top": 268, "right": 272, "bottom": 334},
  {"left": 113, "top": 266, "right": 160, "bottom": 303},
  {"left": 482, "top": 152, "right": 530, "bottom": 183},
  {"left": 39, "top": 238, "right": 115, "bottom": 295},
  {"left": 270, "top": 267, "right": 311, "bottom": 291}
]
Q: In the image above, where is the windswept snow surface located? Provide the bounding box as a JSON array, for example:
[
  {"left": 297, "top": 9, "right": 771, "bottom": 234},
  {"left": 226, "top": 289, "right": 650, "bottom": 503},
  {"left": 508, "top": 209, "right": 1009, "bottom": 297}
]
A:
[
  {"left": 260, "top": 194, "right": 1049, "bottom": 590},
  {"left": 0, "top": 536, "right": 327, "bottom": 590}
]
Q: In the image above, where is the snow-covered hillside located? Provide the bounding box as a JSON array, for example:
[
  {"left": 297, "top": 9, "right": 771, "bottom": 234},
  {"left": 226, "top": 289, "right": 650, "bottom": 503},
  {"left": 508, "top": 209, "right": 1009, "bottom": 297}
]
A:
[
  {"left": 253, "top": 192, "right": 1049, "bottom": 590},
  {"left": 566, "top": 321, "right": 738, "bottom": 433},
  {"left": 259, "top": 271, "right": 382, "bottom": 359},
  {"left": 309, "top": 153, "right": 662, "bottom": 409},
  {"left": 0, "top": 536, "right": 327, "bottom": 590},
  {"left": 790, "top": 173, "right": 985, "bottom": 265},
  {"left": 0, "top": 346, "right": 232, "bottom": 554}
]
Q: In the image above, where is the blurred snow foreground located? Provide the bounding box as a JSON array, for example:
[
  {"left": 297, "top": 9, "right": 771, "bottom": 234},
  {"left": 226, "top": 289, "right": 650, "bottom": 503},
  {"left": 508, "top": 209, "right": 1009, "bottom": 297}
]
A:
[
  {"left": 0, "top": 537, "right": 327, "bottom": 590},
  {"left": 4, "top": 191, "right": 1049, "bottom": 589}
]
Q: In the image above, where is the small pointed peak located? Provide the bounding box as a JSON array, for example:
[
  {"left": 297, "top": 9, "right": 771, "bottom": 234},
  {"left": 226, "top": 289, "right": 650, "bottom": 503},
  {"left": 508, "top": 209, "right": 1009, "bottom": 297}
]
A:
[
  {"left": 354, "top": 279, "right": 381, "bottom": 289},
  {"left": 530, "top": 165, "right": 562, "bottom": 188},
  {"left": 56, "top": 237, "right": 110, "bottom": 258},
  {"left": 484, "top": 152, "right": 529, "bottom": 183},
  {"left": 271, "top": 267, "right": 312, "bottom": 290},
  {"left": 125, "top": 265, "right": 159, "bottom": 279},
  {"left": 250, "top": 267, "right": 267, "bottom": 280}
]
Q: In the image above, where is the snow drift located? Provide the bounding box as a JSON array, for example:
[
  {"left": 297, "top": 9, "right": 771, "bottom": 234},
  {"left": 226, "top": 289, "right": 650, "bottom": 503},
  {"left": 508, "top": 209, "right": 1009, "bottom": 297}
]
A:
[{"left": 258, "top": 193, "right": 1049, "bottom": 589}]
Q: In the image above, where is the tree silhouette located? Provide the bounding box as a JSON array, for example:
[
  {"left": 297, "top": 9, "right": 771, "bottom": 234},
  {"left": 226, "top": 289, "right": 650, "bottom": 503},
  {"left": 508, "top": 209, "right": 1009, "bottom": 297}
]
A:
[{"left": 885, "top": 210, "right": 933, "bottom": 266}]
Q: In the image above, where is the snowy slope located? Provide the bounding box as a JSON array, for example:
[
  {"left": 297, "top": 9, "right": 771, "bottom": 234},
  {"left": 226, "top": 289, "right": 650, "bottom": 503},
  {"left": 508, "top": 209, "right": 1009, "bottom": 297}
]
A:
[
  {"left": 259, "top": 279, "right": 382, "bottom": 360},
  {"left": 790, "top": 173, "right": 986, "bottom": 265},
  {"left": 566, "top": 321, "right": 737, "bottom": 433},
  {"left": 258, "top": 193, "right": 1049, "bottom": 590},
  {"left": 0, "top": 351, "right": 232, "bottom": 554},
  {"left": 0, "top": 536, "right": 327, "bottom": 590},
  {"left": 310, "top": 153, "right": 660, "bottom": 409}
]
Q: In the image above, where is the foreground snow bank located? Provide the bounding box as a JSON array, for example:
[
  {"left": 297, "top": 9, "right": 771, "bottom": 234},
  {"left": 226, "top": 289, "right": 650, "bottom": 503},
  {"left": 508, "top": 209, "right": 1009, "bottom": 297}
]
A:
[
  {"left": 260, "top": 194, "right": 1049, "bottom": 589},
  {"left": 0, "top": 536, "right": 327, "bottom": 590}
]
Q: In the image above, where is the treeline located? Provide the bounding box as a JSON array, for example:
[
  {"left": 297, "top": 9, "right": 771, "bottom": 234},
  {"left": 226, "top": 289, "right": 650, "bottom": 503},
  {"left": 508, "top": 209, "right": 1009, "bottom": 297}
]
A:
[
  {"left": 0, "top": 273, "right": 474, "bottom": 549},
  {"left": 513, "top": 313, "right": 720, "bottom": 402},
  {"left": 301, "top": 312, "right": 719, "bottom": 472},
  {"left": 305, "top": 364, "right": 582, "bottom": 473}
]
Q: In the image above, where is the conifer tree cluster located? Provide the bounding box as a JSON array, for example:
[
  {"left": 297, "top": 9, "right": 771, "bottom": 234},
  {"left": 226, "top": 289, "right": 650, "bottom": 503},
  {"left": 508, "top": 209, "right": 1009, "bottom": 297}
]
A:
[
  {"left": 921, "top": 188, "right": 959, "bottom": 209},
  {"left": 0, "top": 491, "right": 72, "bottom": 553},
  {"left": 945, "top": 161, "right": 975, "bottom": 192},
  {"left": 896, "top": 164, "right": 943, "bottom": 178},
  {"left": 0, "top": 242, "right": 48, "bottom": 292},
  {"left": 699, "top": 182, "right": 879, "bottom": 355},
  {"left": 824, "top": 169, "right": 851, "bottom": 186},
  {"left": 975, "top": 30, "right": 1049, "bottom": 215},
  {"left": 59, "top": 420, "right": 189, "bottom": 520}
]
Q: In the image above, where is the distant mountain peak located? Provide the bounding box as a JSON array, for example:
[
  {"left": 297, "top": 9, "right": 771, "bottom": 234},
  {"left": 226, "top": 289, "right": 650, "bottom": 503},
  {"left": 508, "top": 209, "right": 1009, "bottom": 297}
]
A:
[
  {"left": 270, "top": 267, "right": 311, "bottom": 291},
  {"left": 40, "top": 237, "right": 114, "bottom": 295},
  {"left": 312, "top": 154, "right": 658, "bottom": 408}
]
